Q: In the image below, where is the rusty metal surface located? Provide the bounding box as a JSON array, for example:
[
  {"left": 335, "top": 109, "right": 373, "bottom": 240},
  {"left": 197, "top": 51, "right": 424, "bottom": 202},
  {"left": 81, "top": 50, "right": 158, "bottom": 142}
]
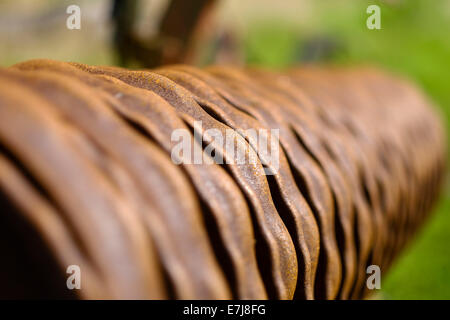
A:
[{"left": 0, "top": 59, "right": 446, "bottom": 299}]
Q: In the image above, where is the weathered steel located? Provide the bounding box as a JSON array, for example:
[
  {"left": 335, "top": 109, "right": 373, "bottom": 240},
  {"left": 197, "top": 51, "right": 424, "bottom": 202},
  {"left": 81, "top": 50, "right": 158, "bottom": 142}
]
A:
[{"left": 0, "top": 60, "right": 446, "bottom": 299}]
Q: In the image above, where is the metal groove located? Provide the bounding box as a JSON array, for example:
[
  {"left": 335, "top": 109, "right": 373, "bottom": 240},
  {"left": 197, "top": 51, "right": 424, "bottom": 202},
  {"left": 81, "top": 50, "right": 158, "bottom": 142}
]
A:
[{"left": 0, "top": 59, "right": 446, "bottom": 299}]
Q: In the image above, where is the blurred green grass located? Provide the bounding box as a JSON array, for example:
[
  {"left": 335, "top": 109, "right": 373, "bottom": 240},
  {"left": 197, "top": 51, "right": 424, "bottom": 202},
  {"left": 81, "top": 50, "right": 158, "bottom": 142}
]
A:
[{"left": 244, "top": 0, "right": 449, "bottom": 299}]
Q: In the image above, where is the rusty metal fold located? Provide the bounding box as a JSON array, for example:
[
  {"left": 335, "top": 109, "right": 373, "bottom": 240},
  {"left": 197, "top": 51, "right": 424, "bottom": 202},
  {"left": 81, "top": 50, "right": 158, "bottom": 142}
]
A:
[{"left": 0, "top": 59, "right": 446, "bottom": 299}]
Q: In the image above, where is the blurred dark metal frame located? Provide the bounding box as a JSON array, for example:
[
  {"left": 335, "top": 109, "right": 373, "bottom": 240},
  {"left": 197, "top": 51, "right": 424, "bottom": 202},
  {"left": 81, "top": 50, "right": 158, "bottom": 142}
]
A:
[{"left": 112, "top": 0, "right": 216, "bottom": 68}]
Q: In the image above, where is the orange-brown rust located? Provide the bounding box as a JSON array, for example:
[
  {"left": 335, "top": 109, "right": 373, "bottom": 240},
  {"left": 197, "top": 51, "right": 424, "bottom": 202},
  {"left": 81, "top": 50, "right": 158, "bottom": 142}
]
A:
[{"left": 0, "top": 59, "right": 446, "bottom": 300}]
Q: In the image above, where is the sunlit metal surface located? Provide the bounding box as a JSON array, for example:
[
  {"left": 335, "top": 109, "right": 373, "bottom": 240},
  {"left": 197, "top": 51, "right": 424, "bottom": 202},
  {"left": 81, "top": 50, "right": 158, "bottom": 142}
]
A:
[{"left": 0, "top": 60, "right": 446, "bottom": 299}]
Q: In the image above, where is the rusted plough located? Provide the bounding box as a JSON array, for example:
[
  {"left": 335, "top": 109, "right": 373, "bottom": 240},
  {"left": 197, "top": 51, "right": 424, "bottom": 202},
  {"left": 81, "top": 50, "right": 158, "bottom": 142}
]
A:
[{"left": 0, "top": 60, "right": 446, "bottom": 299}]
